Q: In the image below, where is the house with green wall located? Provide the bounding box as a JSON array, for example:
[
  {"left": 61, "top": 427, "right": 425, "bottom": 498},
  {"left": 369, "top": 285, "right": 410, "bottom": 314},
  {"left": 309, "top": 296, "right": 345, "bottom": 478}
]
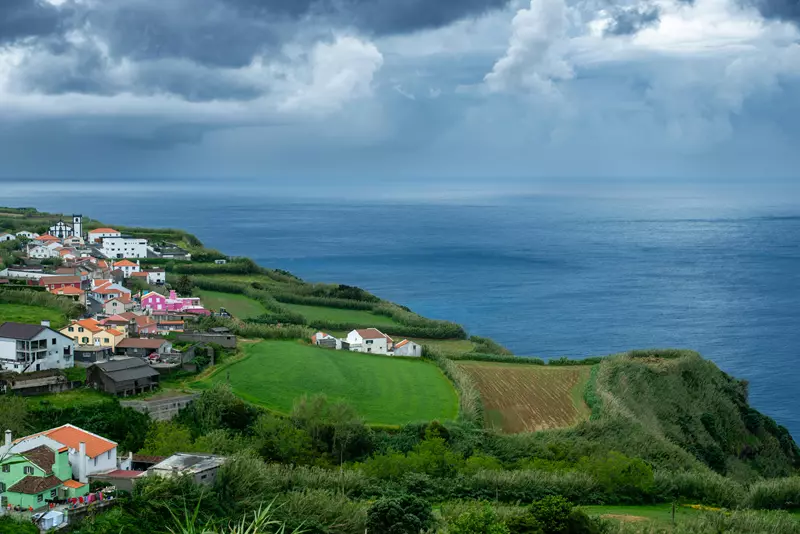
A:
[{"left": 0, "top": 444, "right": 88, "bottom": 510}]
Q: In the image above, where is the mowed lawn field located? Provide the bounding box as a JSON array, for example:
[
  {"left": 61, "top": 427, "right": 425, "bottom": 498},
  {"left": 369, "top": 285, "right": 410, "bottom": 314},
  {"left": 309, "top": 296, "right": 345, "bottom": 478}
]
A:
[
  {"left": 458, "top": 362, "right": 591, "bottom": 433},
  {"left": 194, "top": 289, "right": 268, "bottom": 319},
  {"left": 0, "top": 303, "right": 67, "bottom": 329},
  {"left": 283, "top": 303, "right": 400, "bottom": 327},
  {"left": 203, "top": 341, "right": 458, "bottom": 425}
]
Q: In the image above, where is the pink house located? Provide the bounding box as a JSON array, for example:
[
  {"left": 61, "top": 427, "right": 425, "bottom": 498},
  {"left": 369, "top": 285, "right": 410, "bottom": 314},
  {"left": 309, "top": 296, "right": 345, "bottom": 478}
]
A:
[{"left": 140, "top": 290, "right": 210, "bottom": 315}]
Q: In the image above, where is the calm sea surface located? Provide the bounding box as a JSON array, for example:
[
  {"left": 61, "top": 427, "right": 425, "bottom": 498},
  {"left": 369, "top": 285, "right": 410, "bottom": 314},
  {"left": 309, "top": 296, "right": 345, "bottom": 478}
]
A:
[{"left": 3, "top": 179, "right": 799, "bottom": 438}]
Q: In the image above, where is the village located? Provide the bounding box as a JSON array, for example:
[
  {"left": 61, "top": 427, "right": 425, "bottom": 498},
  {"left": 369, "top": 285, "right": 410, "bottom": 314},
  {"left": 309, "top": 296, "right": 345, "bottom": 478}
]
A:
[{"left": 0, "top": 214, "right": 425, "bottom": 530}]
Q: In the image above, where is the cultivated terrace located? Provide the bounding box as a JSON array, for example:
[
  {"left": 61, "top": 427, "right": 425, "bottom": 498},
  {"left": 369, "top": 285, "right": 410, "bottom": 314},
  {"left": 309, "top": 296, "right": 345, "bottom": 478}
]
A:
[{"left": 0, "top": 207, "right": 798, "bottom": 534}]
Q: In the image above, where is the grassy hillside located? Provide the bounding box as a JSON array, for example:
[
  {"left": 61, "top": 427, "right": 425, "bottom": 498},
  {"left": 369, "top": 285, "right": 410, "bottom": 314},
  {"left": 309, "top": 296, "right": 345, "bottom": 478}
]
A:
[
  {"left": 194, "top": 289, "right": 268, "bottom": 319},
  {"left": 197, "top": 341, "right": 459, "bottom": 426},
  {"left": 0, "top": 303, "right": 68, "bottom": 329},
  {"left": 594, "top": 350, "right": 800, "bottom": 480}
]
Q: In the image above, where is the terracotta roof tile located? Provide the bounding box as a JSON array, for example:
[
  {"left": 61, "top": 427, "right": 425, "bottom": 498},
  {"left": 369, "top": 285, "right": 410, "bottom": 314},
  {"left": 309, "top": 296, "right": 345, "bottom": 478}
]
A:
[
  {"left": 62, "top": 479, "right": 87, "bottom": 489},
  {"left": 104, "top": 328, "right": 123, "bottom": 336},
  {"left": 44, "top": 424, "right": 116, "bottom": 458},
  {"left": 356, "top": 328, "right": 393, "bottom": 341},
  {"left": 21, "top": 445, "right": 56, "bottom": 474},
  {"left": 89, "top": 228, "right": 119, "bottom": 234},
  {"left": 394, "top": 339, "right": 410, "bottom": 349},
  {"left": 113, "top": 260, "right": 138, "bottom": 267},
  {"left": 7, "top": 475, "right": 62, "bottom": 495}
]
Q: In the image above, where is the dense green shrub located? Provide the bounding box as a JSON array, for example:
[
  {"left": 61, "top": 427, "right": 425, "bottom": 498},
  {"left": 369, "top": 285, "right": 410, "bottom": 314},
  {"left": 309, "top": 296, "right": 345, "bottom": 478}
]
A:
[
  {"left": 423, "top": 348, "right": 483, "bottom": 426},
  {"left": 366, "top": 494, "right": 434, "bottom": 534},
  {"left": 0, "top": 516, "right": 38, "bottom": 534},
  {"left": 528, "top": 495, "right": 575, "bottom": 533},
  {"left": 743, "top": 477, "right": 800, "bottom": 510},
  {"left": 577, "top": 451, "right": 654, "bottom": 501},
  {"left": 0, "top": 288, "right": 84, "bottom": 318},
  {"left": 448, "top": 505, "right": 511, "bottom": 534},
  {"left": 652, "top": 470, "right": 744, "bottom": 509}
]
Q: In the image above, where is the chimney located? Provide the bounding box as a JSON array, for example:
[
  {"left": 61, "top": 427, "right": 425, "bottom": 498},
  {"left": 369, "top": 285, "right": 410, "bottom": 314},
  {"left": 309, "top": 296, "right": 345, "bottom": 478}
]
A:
[
  {"left": 41, "top": 320, "right": 51, "bottom": 328},
  {"left": 169, "top": 290, "right": 176, "bottom": 300},
  {"left": 4, "top": 430, "right": 11, "bottom": 449},
  {"left": 78, "top": 442, "right": 88, "bottom": 483}
]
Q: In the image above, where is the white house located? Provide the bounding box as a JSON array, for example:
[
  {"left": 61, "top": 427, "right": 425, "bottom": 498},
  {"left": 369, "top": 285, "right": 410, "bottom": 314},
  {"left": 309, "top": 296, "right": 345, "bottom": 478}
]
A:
[
  {"left": 346, "top": 328, "right": 393, "bottom": 355},
  {"left": 393, "top": 340, "right": 423, "bottom": 357},
  {"left": 101, "top": 236, "right": 148, "bottom": 259},
  {"left": 113, "top": 259, "right": 141, "bottom": 278},
  {"left": 16, "top": 231, "right": 39, "bottom": 239},
  {"left": 87, "top": 228, "right": 121, "bottom": 243},
  {"left": 0, "top": 321, "right": 74, "bottom": 373},
  {"left": 2, "top": 425, "right": 131, "bottom": 483},
  {"left": 28, "top": 244, "right": 62, "bottom": 259},
  {"left": 63, "top": 235, "right": 85, "bottom": 247},
  {"left": 145, "top": 268, "right": 166, "bottom": 284},
  {"left": 311, "top": 332, "right": 346, "bottom": 349},
  {"left": 0, "top": 232, "right": 16, "bottom": 242}
]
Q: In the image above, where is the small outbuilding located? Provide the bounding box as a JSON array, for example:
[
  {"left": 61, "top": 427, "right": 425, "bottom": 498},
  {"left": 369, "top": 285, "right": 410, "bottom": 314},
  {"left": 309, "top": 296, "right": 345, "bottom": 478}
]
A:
[
  {"left": 87, "top": 358, "right": 160, "bottom": 396},
  {"left": 393, "top": 339, "right": 423, "bottom": 357},
  {"left": 147, "top": 453, "right": 226, "bottom": 485},
  {"left": 116, "top": 338, "right": 172, "bottom": 358}
]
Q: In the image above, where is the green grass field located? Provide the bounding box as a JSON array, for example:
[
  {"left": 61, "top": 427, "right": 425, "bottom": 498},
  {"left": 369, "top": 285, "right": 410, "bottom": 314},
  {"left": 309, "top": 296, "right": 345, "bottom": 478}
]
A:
[
  {"left": 0, "top": 303, "right": 67, "bottom": 329},
  {"left": 283, "top": 303, "right": 400, "bottom": 327},
  {"left": 27, "top": 389, "right": 112, "bottom": 409},
  {"left": 195, "top": 289, "right": 268, "bottom": 319},
  {"left": 581, "top": 504, "right": 704, "bottom": 525},
  {"left": 200, "top": 341, "right": 458, "bottom": 425}
]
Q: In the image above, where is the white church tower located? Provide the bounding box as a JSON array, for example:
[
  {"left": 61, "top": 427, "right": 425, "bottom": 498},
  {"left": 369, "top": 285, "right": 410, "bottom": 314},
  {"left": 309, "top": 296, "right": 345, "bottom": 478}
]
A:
[{"left": 72, "top": 214, "right": 83, "bottom": 238}]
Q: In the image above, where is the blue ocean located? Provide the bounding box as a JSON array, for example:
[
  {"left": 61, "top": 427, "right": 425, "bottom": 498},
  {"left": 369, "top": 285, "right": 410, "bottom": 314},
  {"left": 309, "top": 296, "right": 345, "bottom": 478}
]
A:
[{"left": 4, "top": 178, "right": 799, "bottom": 438}]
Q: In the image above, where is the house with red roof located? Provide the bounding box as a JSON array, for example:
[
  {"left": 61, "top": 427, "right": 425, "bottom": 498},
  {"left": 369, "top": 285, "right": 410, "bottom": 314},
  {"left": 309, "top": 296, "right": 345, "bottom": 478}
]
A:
[
  {"left": 87, "top": 228, "right": 121, "bottom": 243},
  {"left": 2, "top": 424, "right": 133, "bottom": 484},
  {"left": 113, "top": 259, "right": 141, "bottom": 278},
  {"left": 346, "top": 328, "right": 394, "bottom": 355}
]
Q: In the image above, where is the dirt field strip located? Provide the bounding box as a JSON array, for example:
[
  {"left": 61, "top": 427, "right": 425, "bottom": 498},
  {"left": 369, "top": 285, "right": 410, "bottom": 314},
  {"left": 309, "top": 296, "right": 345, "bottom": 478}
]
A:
[{"left": 457, "top": 362, "right": 592, "bottom": 433}]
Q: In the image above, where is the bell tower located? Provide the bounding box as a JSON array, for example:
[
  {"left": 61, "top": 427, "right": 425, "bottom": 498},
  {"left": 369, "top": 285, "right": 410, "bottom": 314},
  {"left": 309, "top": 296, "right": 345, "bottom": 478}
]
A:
[{"left": 72, "top": 214, "right": 83, "bottom": 238}]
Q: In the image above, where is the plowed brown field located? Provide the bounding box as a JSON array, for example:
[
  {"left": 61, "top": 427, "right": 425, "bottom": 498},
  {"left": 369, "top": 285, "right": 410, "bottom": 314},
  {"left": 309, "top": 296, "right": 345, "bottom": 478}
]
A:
[{"left": 458, "top": 362, "right": 591, "bottom": 433}]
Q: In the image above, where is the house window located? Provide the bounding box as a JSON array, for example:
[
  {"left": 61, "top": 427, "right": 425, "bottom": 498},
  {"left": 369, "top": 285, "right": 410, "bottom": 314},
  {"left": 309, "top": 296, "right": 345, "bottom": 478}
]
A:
[
  {"left": 37, "top": 494, "right": 43, "bottom": 503},
  {"left": 24, "top": 466, "right": 33, "bottom": 475},
  {"left": 78, "top": 327, "right": 84, "bottom": 332},
  {"left": 52, "top": 338, "right": 57, "bottom": 345},
  {"left": 366, "top": 340, "right": 374, "bottom": 345},
  {"left": 94, "top": 458, "right": 97, "bottom": 466},
  {"left": 50, "top": 489, "right": 57, "bottom": 498},
  {"left": 108, "top": 451, "right": 112, "bottom": 460},
  {"left": 0, "top": 482, "right": 5, "bottom": 492},
  {"left": 81, "top": 337, "right": 89, "bottom": 344},
  {"left": 68, "top": 327, "right": 74, "bottom": 332},
  {"left": 1, "top": 465, "right": 8, "bottom": 473}
]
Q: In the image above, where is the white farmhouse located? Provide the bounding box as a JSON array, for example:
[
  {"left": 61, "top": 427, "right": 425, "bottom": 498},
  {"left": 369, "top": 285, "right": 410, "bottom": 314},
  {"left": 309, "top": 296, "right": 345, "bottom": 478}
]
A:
[
  {"left": 346, "top": 328, "right": 393, "bottom": 355},
  {"left": 0, "top": 232, "right": 16, "bottom": 242},
  {"left": 393, "top": 339, "right": 422, "bottom": 357},
  {"left": 0, "top": 321, "right": 75, "bottom": 373},
  {"left": 16, "top": 231, "right": 39, "bottom": 239},
  {"left": 101, "top": 236, "right": 148, "bottom": 259},
  {"left": 146, "top": 268, "right": 166, "bottom": 284}
]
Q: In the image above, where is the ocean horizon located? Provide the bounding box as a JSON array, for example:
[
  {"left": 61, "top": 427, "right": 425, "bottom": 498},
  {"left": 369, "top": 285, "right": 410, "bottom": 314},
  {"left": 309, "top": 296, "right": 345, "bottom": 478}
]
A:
[{"left": 3, "top": 177, "right": 799, "bottom": 439}]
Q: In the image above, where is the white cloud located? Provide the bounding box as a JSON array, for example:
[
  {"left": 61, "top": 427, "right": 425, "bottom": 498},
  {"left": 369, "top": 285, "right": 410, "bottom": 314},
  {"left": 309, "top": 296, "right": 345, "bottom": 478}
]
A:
[
  {"left": 484, "top": 0, "right": 574, "bottom": 96},
  {"left": 279, "top": 36, "right": 384, "bottom": 113}
]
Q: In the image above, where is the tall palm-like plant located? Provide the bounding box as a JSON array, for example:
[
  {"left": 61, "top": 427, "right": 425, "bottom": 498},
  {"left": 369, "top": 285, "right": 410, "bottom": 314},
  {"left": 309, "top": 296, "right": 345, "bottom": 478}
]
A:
[{"left": 168, "top": 498, "right": 305, "bottom": 534}]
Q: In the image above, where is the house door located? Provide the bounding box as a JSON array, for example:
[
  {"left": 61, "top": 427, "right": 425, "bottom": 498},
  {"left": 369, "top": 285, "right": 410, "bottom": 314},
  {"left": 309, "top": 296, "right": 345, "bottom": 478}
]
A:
[
  {"left": 1, "top": 496, "right": 7, "bottom": 507},
  {"left": 36, "top": 364, "right": 41, "bottom": 371}
]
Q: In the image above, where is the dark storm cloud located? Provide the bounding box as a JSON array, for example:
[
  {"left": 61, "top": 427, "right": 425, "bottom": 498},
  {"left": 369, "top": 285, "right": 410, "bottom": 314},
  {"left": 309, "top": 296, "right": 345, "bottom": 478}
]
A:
[
  {"left": 746, "top": 0, "right": 800, "bottom": 24},
  {"left": 70, "top": 0, "right": 512, "bottom": 68},
  {"left": 0, "top": 0, "right": 65, "bottom": 43},
  {"left": 604, "top": 5, "right": 661, "bottom": 36}
]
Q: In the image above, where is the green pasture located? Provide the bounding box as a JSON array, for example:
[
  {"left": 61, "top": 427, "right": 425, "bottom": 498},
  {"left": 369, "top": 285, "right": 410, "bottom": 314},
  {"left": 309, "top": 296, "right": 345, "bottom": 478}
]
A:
[
  {"left": 195, "top": 289, "right": 268, "bottom": 319},
  {"left": 0, "top": 303, "right": 67, "bottom": 329},
  {"left": 199, "top": 340, "right": 458, "bottom": 425},
  {"left": 283, "top": 302, "right": 399, "bottom": 327}
]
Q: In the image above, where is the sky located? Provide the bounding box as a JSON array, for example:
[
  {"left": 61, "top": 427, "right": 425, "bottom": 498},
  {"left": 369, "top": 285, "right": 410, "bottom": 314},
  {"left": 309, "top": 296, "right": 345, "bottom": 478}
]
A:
[{"left": 1, "top": 0, "right": 799, "bottom": 182}]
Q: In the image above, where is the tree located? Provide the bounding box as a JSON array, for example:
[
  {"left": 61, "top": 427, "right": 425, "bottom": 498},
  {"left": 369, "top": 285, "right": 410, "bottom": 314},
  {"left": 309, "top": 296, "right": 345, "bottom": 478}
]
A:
[
  {"left": 366, "top": 495, "right": 434, "bottom": 534},
  {"left": 527, "top": 496, "right": 574, "bottom": 534},
  {"left": 0, "top": 395, "right": 30, "bottom": 438},
  {"left": 253, "top": 414, "right": 314, "bottom": 465},
  {"left": 175, "top": 274, "right": 194, "bottom": 296},
  {"left": 139, "top": 422, "right": 196, "bottom": 456}
]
